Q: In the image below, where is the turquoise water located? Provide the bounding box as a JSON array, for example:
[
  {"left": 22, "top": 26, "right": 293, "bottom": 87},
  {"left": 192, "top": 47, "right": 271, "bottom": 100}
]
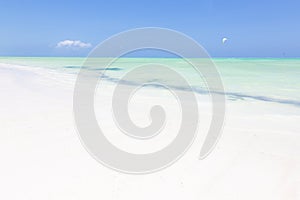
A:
[{"left": 1, "top": 57, "right": 299, "bottom": 106}]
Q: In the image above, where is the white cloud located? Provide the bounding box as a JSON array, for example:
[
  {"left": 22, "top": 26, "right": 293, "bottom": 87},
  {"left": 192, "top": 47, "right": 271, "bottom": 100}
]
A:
[{"left": 56, "top": 40, "right": 92, "bottom": 48}]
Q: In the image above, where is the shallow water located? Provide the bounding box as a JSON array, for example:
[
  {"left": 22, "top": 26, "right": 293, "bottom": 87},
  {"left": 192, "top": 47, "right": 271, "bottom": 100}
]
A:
[{"left": 1, "top": 57, "right": 299, "bottom": 107}]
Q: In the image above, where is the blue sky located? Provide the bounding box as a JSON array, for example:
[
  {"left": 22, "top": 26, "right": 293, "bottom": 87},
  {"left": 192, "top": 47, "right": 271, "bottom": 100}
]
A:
[{"left": 0, "top": 0, "right": 299, "bottom": 57}]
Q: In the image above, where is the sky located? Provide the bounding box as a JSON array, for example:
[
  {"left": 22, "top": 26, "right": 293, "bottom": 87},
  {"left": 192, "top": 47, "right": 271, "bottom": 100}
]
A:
[{"left": 0, "top": 0, "right": 299, "bottom": 57}]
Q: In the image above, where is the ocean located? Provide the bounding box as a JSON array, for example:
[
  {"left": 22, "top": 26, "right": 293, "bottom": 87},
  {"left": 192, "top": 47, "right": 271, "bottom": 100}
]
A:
[{"left": 1, "top": 57, "right": 299, "bottom": 108}]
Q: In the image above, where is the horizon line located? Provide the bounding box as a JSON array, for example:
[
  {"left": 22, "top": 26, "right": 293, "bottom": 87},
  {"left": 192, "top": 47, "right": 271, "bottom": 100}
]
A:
[{"left": 0, "top": 56, "right": 300, "bottom": 59}]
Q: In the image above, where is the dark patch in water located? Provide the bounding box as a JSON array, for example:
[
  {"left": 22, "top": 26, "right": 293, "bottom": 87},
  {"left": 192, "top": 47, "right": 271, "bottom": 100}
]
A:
[
  {"left": 97, "top": 74, "right": 300, "bottom": 108},
  {"left": 64, "top": 66, "right": 87, "bottom": 69},
  {"left": 64, "top": 66, "right": 122, "bottom": 71},
  {"left": 90, "top": 67, "right": 123, "bottom": 71}
]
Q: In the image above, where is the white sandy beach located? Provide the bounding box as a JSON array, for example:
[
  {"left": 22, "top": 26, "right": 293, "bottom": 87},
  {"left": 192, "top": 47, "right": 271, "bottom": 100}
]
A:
[{"left": 1, "top": 62, "right": 300, "bottom": 200}]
